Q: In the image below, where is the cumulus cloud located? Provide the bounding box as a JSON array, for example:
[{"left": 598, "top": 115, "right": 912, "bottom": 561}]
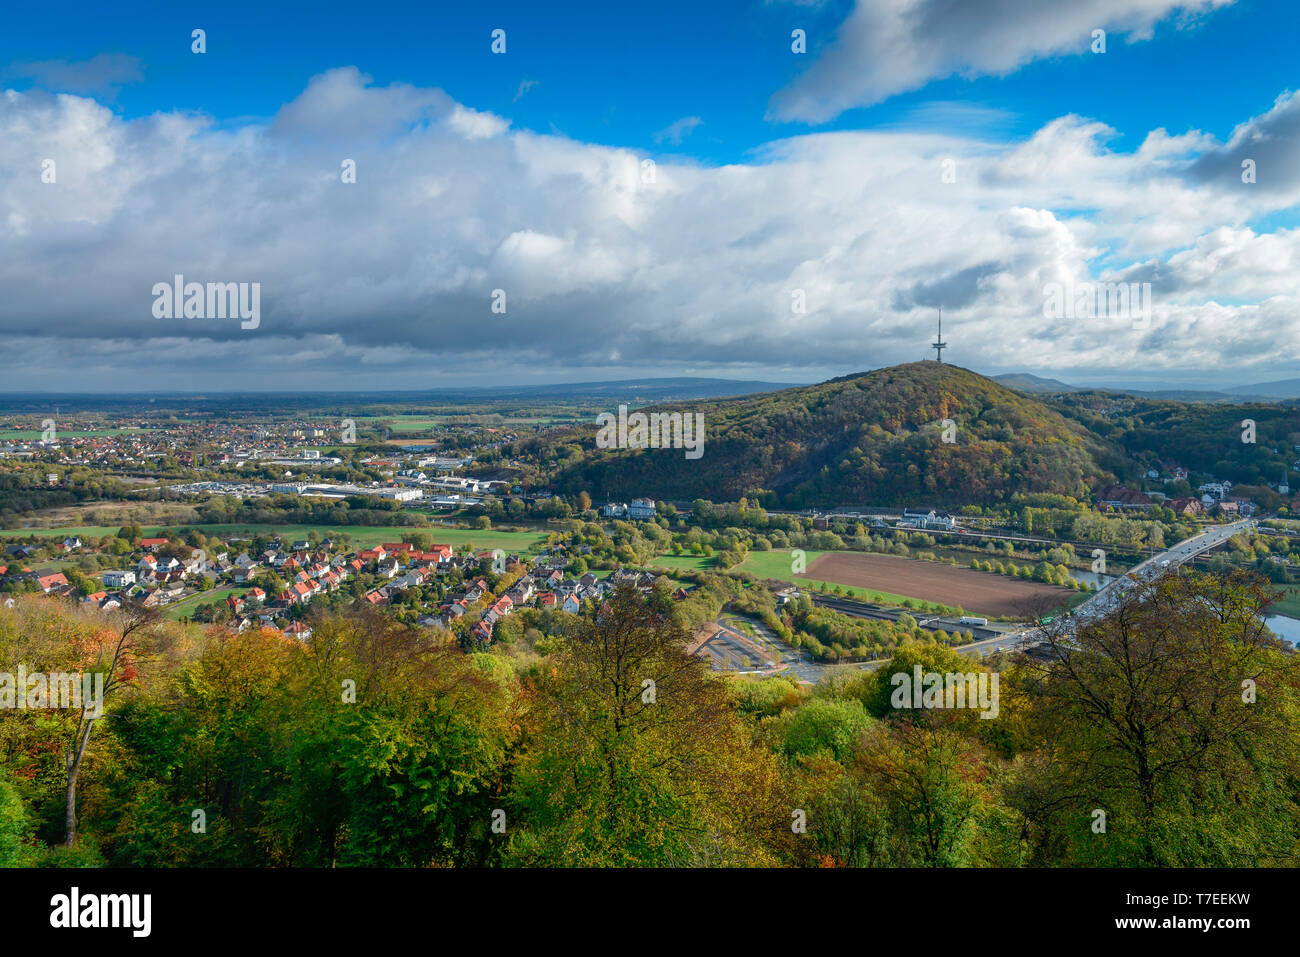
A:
[
  {"left": 1185, "top": 90, "right": 1300, "bottom": 193},
  {"left": 2, "top": 65, "right": 1300, "bottom": 390},
  {"left": 768, "top": 0, "right": 1234, "bottom": 123}
]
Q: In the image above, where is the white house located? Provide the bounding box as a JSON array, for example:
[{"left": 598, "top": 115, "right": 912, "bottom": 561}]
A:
[
  {"left": 628, "top": 498, "right": 657, "bottom": 520},
  {"left": 899, "top": 508, "right": 957, "bottom": 531}
]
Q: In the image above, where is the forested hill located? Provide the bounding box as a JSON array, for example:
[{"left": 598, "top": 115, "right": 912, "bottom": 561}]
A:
[{"left": 530, "top": 362, "right": 1129, "bottom": 507}]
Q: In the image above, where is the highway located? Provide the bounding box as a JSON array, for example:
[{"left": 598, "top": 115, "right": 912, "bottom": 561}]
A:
[
  {"left": 988, "top": 518, "right": 1257, "bottom": 652},
  {"left": 1070, "top": 518, "right": 1254, "bottom": 623}
]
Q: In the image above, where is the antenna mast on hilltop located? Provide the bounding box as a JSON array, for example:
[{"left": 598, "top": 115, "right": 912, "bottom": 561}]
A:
[{"left": 932, "top": 308, "right": 947, "bottom": 363}]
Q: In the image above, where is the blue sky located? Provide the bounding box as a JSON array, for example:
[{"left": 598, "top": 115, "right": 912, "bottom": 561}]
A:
[
  {"left": 2, "top": 0, "right": 1299, "bottom": 390},
  {"left": 4, "top": 0, "right": 1293, "bottom": 160}
]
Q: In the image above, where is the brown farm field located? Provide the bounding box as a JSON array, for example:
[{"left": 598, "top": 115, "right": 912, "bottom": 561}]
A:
[{"left": 803, "top": 552, "right": 1077, "bottom": 618}]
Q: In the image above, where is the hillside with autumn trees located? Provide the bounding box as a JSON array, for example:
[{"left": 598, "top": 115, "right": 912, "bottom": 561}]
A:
[
  {"left": 527, "top": 363, "right": 1129, "bottom": 508},
  {"left": 2, "top": 568, "right": 1298, "bottom": 868}
]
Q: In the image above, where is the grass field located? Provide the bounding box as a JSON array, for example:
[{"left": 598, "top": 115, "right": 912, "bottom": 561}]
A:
[
  {"left": 1268, "top": 585, "right": 1300, "bottom": 618},
  {"left": 354, "top": 414, "right": 576, "bottom": 433},
  {"left": 1, "top": 526, "right": 128, "bottom": 539},
  {"left": 736, "top": 549, "right": 828, "bottom": 581},
  {"left": 1, "top": 523, "right": 549, "bottom": 555},
  {"left": 642, "top": 554, "right": 720, "bottom": 573},
  {"left": 162, "top": 587, "right": 242, "bottom": 620},
  {"left": 0, "top": 427, "right": 157, "bottom": 439}
]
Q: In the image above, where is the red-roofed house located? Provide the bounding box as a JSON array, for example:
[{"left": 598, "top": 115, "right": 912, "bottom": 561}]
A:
[{"left": 36, "top": 572, "right": 69, "bottom": 593}]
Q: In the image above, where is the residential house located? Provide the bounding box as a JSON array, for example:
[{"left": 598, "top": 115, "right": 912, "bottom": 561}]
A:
[
  {"left": 628, "top": 497, "right": 656, "bottom": 520},
  {"left": 36, "top": 572, "right": 69, "bottom": 594},
  {"left": 1228, "top": 496, "right": 1258, "bottom": 517},
  {"left": 1168, "top": 497, "right": 1204, "bottom": 517},
  {"left": 232, "top": 564, "right": 260, "bottom": 584},
  {"left": 1097, "top": 485, "right": 1154, "bottom": 509}
]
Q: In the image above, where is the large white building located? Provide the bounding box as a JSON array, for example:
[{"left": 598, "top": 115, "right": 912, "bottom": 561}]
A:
[
  {"left": 898, "top": 508, "right": 957, "bottom": 531},
  {"left": 372, "top": 487, "right": 422, "bottom": 502},
  {"left": 603, "top": 498, "right": 657, "bottom": 520}
]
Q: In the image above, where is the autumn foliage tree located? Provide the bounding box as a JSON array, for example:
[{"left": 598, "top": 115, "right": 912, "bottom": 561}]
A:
[{"left": 507, "top": 584, "right": 792, "bottom": 865}]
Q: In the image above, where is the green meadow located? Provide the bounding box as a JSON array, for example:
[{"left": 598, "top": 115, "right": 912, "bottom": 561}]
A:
[{"left": 2, "top": 523, "right": 548, "bottom": 555}]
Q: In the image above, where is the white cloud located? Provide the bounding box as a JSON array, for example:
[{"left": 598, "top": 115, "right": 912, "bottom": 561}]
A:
[
  {"left": 2, "top": 65, "right": 1300, "bottom": 390},
  {"left": 768, "top": 0, "right": 1235, "bottom": 123},
  {"left": 447, "top": 103, "right": 510, "bottom": 140}
]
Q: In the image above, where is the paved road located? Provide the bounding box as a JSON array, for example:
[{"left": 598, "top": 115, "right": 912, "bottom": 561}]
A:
[
  {"left": 717, "top": 614, "right": 833, "bottom": 683},
  {"left": 1070, "top": 518, "right": 1254, "bottom": 624}
]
